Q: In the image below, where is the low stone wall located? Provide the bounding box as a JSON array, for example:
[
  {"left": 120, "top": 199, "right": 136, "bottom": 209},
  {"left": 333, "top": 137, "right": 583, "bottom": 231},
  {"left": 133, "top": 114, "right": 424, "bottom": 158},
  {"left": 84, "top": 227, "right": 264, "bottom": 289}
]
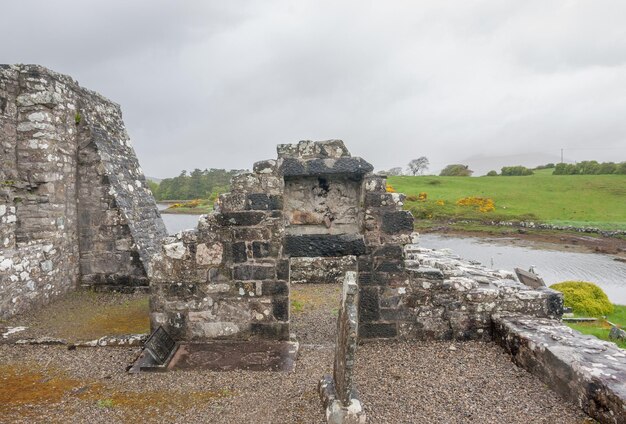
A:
[
  {"left": 454, "top": 219, "right": 626, "bottom": 238},
  {"left": 358, "top": 241, "right": 563, "bottom": 341},
  {"left": 494, "top": 314, "right": 626, "bottom": 424},
  {"left": 0, "top": 64, "right": 165, "bottom": 318}
]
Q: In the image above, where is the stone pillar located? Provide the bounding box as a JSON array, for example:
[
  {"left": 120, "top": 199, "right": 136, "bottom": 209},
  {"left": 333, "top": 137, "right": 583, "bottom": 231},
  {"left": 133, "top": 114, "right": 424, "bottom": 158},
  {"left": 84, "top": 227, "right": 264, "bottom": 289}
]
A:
[{"left": 319, "top": 271, "right": 366, "bottom": 424}]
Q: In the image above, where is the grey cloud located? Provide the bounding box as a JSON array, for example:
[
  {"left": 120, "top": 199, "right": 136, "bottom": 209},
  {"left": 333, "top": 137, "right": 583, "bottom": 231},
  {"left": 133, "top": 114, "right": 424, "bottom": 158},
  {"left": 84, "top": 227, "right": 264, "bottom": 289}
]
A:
[{"left": 1, "top": 0, "right": 624, "bottom": 176}]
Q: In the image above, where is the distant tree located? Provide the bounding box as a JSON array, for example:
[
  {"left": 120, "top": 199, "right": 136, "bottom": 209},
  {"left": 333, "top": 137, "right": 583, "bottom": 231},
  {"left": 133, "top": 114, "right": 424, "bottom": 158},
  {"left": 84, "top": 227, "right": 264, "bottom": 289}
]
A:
[
  {"left": 553, "top": 163, "right": 578, "bottom": 175},
  {"left": 147, "top": 180, "right": 160, "bottom": 197},
  {"left": 386, "top": 167, "right": 404, "bottom": 176},
  {"left": 553, "top": 161, "right": 626, "bottom": 175},
  {"left": 598, "top": 162, "right": 617, "bottom": 174},
  {"left": 577, "top": 161, "right": 601, "bottom": 175},
  {"left": 486, "top": 170, "right": 498, "bottom": 176},
  {"left": 500, "top": 166, "right": 534, "bottom": 176},
  {"left": 408, "top": 157, "right": 429, "bottom": 175},
  {"left": 154, "top": 169, "right": 241, "bottom": 200},
  {"left": 439, "top": 164, "right": 473, "bottom": 177}
]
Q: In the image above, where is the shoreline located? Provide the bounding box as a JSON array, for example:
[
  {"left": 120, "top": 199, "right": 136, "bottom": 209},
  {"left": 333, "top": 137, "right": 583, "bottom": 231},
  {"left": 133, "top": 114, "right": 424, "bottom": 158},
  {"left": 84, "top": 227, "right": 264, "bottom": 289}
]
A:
[{"left": 418, "top": 224, "right": 626, "bottom": 259}]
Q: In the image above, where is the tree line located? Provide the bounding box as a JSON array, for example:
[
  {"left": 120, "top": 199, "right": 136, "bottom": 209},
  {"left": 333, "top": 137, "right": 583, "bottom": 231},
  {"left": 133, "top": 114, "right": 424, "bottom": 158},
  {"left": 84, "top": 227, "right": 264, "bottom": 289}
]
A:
[
  {"left": 553, "top": 161, "right": 626, "bottom": 175},
  {"left": 148, "top": 168, "right": 244, "bottom": 200},
  {"left": 382, "top": 158, "right": 626, "bottom": 178}
]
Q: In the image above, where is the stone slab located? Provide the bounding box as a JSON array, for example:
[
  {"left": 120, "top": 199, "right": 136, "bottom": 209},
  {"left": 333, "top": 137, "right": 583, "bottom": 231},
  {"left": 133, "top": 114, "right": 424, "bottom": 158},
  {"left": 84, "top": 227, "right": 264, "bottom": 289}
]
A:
[
  {"left": 167, "top": 340, "right": 299, "bottom": 372},
  {"left": 280, "top": 157, "right": 373, "bottom": 178},
  {"left": 284, "top": 234, "right": 366, "bottom": 257},
  {"left": 514, "top": 268, "right": 546, "bottom": 288},
  {"left": 143, "top": 326, "right": 177, "bottom": 365},
  {"left": 493, "top": 314, "right": 626, "bottom": 424}
]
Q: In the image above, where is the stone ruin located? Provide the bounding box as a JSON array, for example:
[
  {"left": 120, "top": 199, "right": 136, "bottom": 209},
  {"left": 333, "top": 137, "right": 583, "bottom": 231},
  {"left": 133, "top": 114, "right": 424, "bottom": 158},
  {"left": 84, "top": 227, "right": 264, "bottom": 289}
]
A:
[
  {"left": 150, "top": 139, "right": 409, "bottom": 340},
  {"left": 150, "top": 139, "right": 626, "bottom": 422},
  {"left": 0, "top": 65, "right": 166, "bottom": 318},
  {"left": 150, "top": 139, "right": 561, "bottom": 343},
  {"left": 1, "top": 65, "right": 624, "bottom": 424}
]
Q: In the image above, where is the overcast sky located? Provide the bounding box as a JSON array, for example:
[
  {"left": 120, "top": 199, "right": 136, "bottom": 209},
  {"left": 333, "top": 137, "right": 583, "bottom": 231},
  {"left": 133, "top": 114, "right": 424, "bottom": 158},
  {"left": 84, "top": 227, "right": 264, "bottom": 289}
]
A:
[{"left": 2, "top": 1, "right": 625, "bottom": 177}]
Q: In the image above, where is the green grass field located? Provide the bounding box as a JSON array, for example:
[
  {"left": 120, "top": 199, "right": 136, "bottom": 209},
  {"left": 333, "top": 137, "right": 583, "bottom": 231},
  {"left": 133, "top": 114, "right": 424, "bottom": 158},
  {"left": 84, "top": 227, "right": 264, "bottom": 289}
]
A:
[
  {"left": 388, "top": 169, "right": 626, "bottom": 230},
  {"left": 566, "top": 305, "right": 626, "bottom": 349}
]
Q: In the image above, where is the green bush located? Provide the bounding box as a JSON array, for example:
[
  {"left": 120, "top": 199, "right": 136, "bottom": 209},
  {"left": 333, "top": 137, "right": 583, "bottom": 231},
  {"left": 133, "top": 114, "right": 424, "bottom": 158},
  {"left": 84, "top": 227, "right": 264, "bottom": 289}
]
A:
[
  {"left": 501, "top": 166, "right": 533, "bottom": 176},
  {"left": 550, "top": 281, "right": 614, "bottom": 316},
  {"left": 486, "top": 170, "right": 498, "bottom": 176},
  {"left": 439, "top": 164, "right": 472, "bottom": 176}
]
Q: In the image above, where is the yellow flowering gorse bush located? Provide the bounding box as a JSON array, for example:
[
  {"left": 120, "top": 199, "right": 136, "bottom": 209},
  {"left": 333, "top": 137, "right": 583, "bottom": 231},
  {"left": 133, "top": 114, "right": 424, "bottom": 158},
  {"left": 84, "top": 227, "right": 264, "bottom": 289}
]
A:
[{"left": 456, "top": 196, "right": 495, "bottom": 212}]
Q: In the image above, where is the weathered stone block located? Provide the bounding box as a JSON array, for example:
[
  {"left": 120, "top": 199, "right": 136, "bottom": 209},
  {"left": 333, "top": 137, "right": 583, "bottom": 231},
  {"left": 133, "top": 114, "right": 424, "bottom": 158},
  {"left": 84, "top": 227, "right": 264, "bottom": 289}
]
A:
[
  {"left": 217, "top": 211, "right": 266, "bottom": 227},
  {"left": 277, "top": 139, "right": 350, "bottom": 159},
  {"left": 233, "top": 264, "right": 275, "bottom": 280},
  {"left": 231, "top": 241, "right": 248, "bottom": 263},
  {"left": 280, "top": 157, "right": 374, "bottom": 178},
  {"left": 208, "top": 267, "right": 232, "bottom": 282},
  {"left": 371, "top": 244, "right": 404, "bottom": 259},
  {"left": 373, "top": 259, "right": 404, "bottom": 273},
  {"left": 253, "top": 159, "right": 277, "bottom": 174},
  {"left": 358, "top": 287, "right": 380, "bottom": 322},
  {"left": 232, "top": 227, "right": 271, "bottom": 241},
  {"left": 252, "top": 241, "right": 271, "bottom": 258},
  {"left": 358, "top": 323, "right": 397, "bottom": 339},
  {"left": 364, "top": 193, "right": 397, "bottom": 208},
  {"left": 363, "top": 175, "right": 387, "bottom": 193},
  {"left": 380, "top": 211, "right": 414, "bottom": 234},
  {"left": 289, "top": 256, "right": 357, "bottom": 284},
  {"left": 245, "top": 193, "right": 283, "bottom": 211},
  {"left": 250, "top": 322, "right": 290, "bottom": 340},
  {"left": 261, "top": 280, "right": 289, "bottom": 296},
  {"left": 284, "top": 234, "right": 366, "bottom": 257},
  {"left": 272, "top": 296, "right": 289, "bottom": 321}
]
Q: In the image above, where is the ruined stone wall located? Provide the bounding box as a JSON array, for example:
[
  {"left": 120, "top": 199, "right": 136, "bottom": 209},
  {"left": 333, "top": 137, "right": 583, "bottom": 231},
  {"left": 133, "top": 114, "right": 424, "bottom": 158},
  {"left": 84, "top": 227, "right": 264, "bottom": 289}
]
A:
[
  {"left": 151, "top": 140, "right": 411, "bottom": 341},
  {"left": 151, "top": 140, "right": 561, "bottom": 343},
  {"left": 391, "top": 243, "right": 563, "bottom": 341},
  {"left": 150, "top": 153, "right": 290, "bottom": 341},
  {"left": 0, "top": 64, "right": 166, "bottom": 318}
]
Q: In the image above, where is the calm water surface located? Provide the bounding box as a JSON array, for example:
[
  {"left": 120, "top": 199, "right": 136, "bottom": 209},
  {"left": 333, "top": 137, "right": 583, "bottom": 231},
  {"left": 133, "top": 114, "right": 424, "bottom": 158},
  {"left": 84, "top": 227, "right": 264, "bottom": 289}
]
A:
[
  {"left": 157, "top": 206, "right": 626, "bottom": 304},
  {"left": 158, "top": 204, "right": 203, "bottom": 234}
]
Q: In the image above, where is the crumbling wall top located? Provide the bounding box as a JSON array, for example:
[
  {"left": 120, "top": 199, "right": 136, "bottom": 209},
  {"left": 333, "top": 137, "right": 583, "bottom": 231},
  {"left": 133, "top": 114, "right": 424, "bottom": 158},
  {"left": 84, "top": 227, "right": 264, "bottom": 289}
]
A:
[{"left": 277, "top": 140, "right": 351, "bottom": 159}]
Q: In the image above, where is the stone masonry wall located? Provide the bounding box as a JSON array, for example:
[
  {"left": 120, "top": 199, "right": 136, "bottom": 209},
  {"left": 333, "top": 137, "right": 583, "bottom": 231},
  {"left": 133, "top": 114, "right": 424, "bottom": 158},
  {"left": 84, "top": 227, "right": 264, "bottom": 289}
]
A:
[
  {"left": 394, "top": 242, "right": 564, "bottom": 341},
  {"left": 0, "top": 64, "right": 166, "bottom": 318},
  {"left": 151, "top": 140, "right": 561, "bottom": 343},
  {"left": 150, "top": 140, "right": 413, "bottom": 341}
]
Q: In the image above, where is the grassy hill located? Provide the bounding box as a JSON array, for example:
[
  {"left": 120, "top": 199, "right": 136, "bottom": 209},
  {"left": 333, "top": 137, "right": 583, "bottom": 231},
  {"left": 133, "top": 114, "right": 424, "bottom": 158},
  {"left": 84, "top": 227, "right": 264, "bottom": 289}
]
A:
[{"left": 388, "top": 169, "right": 626, "bottom": 231}]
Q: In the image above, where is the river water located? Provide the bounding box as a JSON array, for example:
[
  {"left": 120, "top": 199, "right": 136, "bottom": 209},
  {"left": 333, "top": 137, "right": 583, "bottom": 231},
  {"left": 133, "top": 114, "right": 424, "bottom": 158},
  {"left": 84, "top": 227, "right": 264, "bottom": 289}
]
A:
[{"left": 157, "top": 206, "right": 626, "bottom": 304}]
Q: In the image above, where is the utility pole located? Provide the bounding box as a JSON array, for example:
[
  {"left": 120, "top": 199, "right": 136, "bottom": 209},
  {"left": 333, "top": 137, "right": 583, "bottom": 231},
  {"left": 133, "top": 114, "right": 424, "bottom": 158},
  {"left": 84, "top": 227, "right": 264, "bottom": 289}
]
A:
[{"left": 560, "top": 148, "right": 563, "bottom": 163}]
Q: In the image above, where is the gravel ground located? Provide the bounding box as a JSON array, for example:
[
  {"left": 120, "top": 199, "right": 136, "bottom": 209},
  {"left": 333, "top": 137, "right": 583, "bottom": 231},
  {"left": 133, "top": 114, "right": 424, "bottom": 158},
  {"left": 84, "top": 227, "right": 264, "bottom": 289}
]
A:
[
  {"left": 0, "top": 284, "right": 593, "bottom": 423},
  {"left": 290, "top": 283, "right": 341, "bottom": 345},
  {"left": 356, "top": 340, "right": 591, "bottom": 424}
]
